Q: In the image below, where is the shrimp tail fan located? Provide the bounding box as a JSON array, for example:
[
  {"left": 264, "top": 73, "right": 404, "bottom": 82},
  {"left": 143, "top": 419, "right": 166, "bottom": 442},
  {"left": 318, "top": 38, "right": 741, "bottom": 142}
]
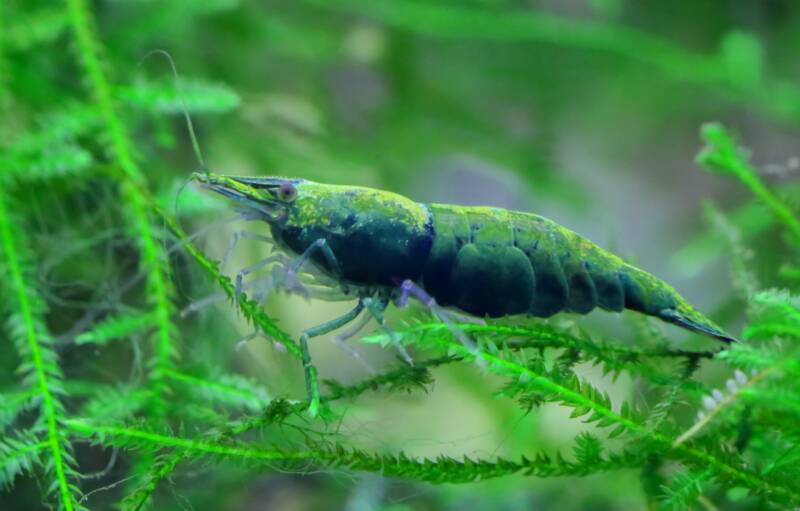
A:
[{"left": 659, "top": 307, "right": 738, "bottom": 344}]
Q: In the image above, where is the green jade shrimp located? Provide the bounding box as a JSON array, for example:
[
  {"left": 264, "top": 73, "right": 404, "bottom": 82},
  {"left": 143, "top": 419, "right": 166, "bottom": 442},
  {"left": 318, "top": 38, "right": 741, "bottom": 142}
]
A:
[{"left": 192, "top": 172, "right": 736, "bottom": 414}]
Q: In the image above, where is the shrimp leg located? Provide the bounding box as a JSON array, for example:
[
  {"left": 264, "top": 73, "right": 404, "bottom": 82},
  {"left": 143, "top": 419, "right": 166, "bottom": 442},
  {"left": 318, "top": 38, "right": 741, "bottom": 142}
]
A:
[
  {"left": 396, "top": 279, "right": 484, "bottom": 364},
  {"left": 301, "top": 300, "right": 365, "bottom": 416},
  {"left": 363, "top": 297, "right": 414, "bottom": 366}
]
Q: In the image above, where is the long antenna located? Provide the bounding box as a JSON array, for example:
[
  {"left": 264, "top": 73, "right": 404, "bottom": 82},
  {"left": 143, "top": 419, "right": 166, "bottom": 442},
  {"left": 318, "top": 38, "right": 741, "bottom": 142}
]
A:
[{"left": 140, "top": 49, "right": 206, "bottom": 172}]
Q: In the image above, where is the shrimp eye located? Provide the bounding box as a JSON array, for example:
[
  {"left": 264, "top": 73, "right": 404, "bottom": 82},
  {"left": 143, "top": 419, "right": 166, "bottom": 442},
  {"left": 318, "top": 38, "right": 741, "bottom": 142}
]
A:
[{"left": 277, "top": 183, "right": 297, "bottom": 202}]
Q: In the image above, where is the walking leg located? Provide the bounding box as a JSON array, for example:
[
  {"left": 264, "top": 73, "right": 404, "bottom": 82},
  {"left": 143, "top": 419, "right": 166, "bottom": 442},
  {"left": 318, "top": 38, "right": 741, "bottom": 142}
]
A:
[{"left": 300, "top": 300, "right": 365, "bottom": 416}]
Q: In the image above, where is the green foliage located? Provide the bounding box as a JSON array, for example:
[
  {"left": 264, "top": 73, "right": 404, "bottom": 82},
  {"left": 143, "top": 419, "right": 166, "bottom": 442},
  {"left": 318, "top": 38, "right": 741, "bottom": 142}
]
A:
[
  {"left": 118, "top": 78, "right": 241, "bottom": 115},
  {"left": 311, "top": 0, "right": 800, "bottom": 121},
  {"left": 658, "top": 468, "right": 713, "bottom": 511},
  {"left": 75, "top": 311, "right": 157, "bottom": 346},
  {"left": 0, "top": 192, "right": 82, "bottom": 509},
  {"left": 163, "top": 369, "right": 272, "bottom": 413},
  {"left": 1, "top": 104, "right": 99, "bottom": 184},
  {"left": 3, "top": 1, "right": 800, "bottom": 510},
  {"left": 697, "top": 123, "right": 800, "bottom": 242},
  {"left": 0, "top": 433, "right": 47, "bottom": 490}
]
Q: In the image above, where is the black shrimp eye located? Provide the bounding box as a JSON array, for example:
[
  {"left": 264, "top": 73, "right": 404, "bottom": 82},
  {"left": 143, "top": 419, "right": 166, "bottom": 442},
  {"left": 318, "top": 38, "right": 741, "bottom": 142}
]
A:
[{"left": 278, "top": 183, "right": 297, "bottom": 202}]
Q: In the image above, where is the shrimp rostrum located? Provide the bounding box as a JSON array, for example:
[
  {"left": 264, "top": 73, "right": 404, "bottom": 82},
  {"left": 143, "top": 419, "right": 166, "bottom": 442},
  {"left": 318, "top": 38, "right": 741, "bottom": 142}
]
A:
[{"left": 193, "top": 172, "right": 736, "bottom": 413}]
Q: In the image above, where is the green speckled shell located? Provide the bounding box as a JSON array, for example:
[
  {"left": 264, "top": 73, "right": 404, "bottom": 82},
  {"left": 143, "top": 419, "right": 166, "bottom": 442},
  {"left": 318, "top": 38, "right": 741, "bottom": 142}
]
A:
[
  {"left": 421, "top": 203, "right": 734, "bottom": 342},
  {"left": 196, "top": 173, "right": 735, "bottom": 343}
]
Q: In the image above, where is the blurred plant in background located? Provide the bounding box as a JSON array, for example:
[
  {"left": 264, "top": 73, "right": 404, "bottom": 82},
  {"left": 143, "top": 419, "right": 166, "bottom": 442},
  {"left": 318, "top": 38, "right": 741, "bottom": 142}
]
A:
[{"left": 2, "top": 1, "right": 800, "bottom": 510}]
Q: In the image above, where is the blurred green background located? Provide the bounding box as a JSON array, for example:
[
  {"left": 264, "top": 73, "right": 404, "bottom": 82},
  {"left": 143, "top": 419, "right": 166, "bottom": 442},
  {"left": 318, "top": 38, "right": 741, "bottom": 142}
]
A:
[{"left": 3, "top": 0, "right": 800, "bottom": 510}]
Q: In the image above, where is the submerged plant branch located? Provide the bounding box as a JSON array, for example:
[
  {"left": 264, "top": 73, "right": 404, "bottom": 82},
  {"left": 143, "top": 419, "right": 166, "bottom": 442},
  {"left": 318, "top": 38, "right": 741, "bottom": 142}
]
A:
[
  {"left": 0, "top": 436, "right": 48, "bottom": 489},
  {"left": 703, "top": 202, "right": 759, "bottom": 300},
  {"left": 673, "top": 368, "right": 772, "bottom": 447},
  {"left": 67, "top": 420, "right": 311, "bottom": 461},
  {"left": 322, "top": 354, "right": 461, "bottom": 401},
  {"left": 372, "top": 322, "right": 715, "bottom": 359},
  {"left": 365, "top": 321, "right": 715, "bottom": 389},
  {"left": 0, "top": 192, "right": 77, "bottom": 510},
  {"left": 163, "top": 368, "right": 272, "bottom": 412},
  {"left": 697, "top": 123, "right": 800, "bottom": 242},
  {"left": 120, "top": 354, "right": 461, "bottom": 508},
  {"left": 65, "top": 0, "right": 177, "bottom": 418},
  {"left": 155, "top": 205, "right": 303, "bottom": 359},
  {"left": 371, "top": 321, "right": 800, "bottom": 503},
  {"left": 66, "top": 419, "right": 644, "bottom": 486}
]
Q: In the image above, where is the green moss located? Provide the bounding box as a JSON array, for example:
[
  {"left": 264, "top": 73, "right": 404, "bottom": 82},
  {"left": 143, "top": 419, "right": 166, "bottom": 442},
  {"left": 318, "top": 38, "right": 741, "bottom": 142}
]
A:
[{"left": 293, "top": 182, "right": 430, "bottom": 231}]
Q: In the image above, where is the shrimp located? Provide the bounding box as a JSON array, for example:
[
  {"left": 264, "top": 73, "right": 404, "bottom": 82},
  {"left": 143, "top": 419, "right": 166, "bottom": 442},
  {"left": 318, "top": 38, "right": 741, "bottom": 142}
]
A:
[{"left": 192, "top": 172, "right": 736, "bottom": 414}]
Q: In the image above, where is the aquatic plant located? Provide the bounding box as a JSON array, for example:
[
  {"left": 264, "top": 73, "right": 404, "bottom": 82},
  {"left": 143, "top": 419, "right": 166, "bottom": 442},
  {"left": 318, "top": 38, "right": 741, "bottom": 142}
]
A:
[{"left": 3, "top": 2, "right": 800, "bottom": 510}]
